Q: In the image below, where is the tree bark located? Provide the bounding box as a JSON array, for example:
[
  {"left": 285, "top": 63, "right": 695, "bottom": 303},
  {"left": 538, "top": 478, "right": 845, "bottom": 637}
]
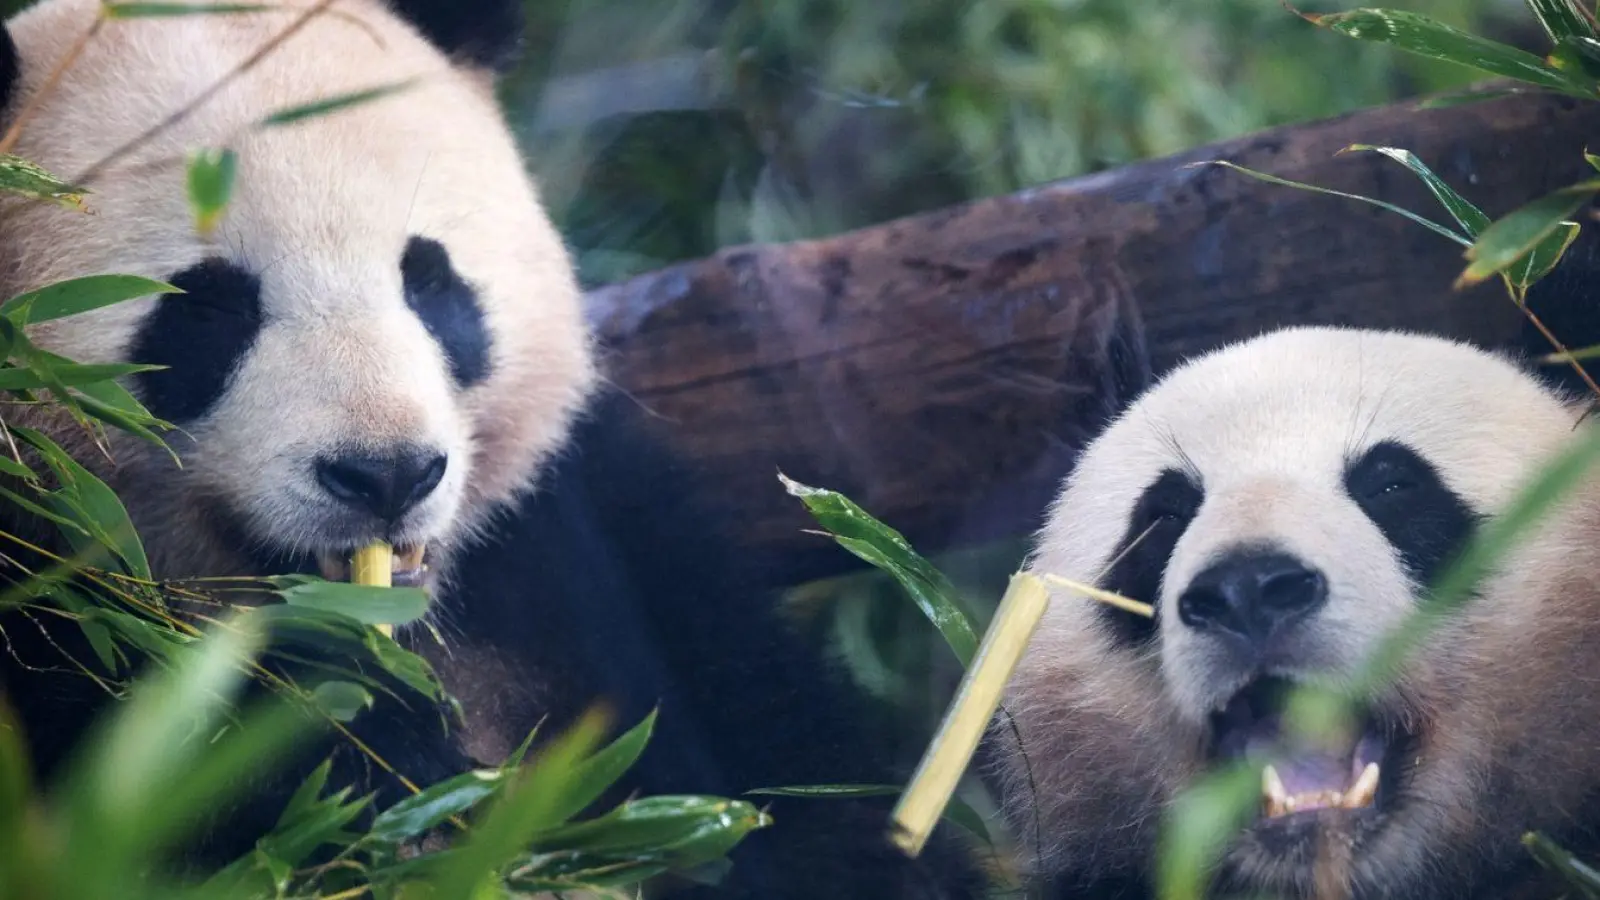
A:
[{"left": 585, "top": 89, "right": 1600, "bottom": 586}]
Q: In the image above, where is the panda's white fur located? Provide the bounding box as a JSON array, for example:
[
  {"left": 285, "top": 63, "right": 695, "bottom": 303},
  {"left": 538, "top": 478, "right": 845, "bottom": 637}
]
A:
[
  {"left": 995, "top": 325, "right": 1600, "bottom": 899},
  {"left": 0, "top": 3, "right": 988, "bottom": 896},
  {"left": 0, "top": 0, "right": 594, "bottom": 586}
]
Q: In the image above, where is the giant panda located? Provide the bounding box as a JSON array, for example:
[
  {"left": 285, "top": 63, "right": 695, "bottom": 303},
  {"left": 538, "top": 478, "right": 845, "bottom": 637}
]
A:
[
  {"left": 992, "top": 324, "right": 1600, "bottom": 899},
  {"left": 0, "top": 1, "right": 987, "bottom": 897}
]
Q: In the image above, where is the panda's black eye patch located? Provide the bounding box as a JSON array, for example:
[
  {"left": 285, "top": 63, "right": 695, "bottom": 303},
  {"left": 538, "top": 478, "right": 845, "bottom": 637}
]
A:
[
  {"left": 1344, "top": 440, "right": 1479, "bottom": 594},
  {"left": 401, "top": 236, "right": 491, "bottom": 388},
  {"left": 1099, "top": 468, "right": 1204, "bottom": 645},
  {"left": 132, "top": 257, "right": 263, "bottom": 423}
]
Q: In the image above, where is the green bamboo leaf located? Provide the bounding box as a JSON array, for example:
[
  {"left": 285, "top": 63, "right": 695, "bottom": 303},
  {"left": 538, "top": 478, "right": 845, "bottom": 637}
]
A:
[
  {"left": 277, "top": 580, "right": 430, "bottom": 628},
  {"left": 126, "top": 697, "right": 332, "bottom": 871},
  {"left": 1458, "top": 178, "right": 1600, "bottom": 286},
  {"left": 0, "top": 484, "right": 93, "bottom": 541},
  {"left": 186, "top": 147, "right": 237, "bottom": 238},
  {"left": 10, "top": 425, "right": 146, "bottom": 578},
  {"left": 1526, "top": 0, "right": 1598, "bottom": 41},
  {"left": 427, "top": 707, "right": 614, "bottom": 899},
  {"left": 1549, "top": 35, "right": 1600, "bottom": 79},
  {"left": 368, "top": 768, "right": 508, "bottom": 846},
  {"left": 550, "top": 708, "right": 658, "bottom": 824},
  {"left": 747, "top": 783, "right": 993, "bottom": 844},
  {"left": 1155, "top": 763, "right": 1259, "bottom": 900},
  {"left": 1538, "top": 340, "right": 1600, "bottom": 364},
  {"left": 78, "top": 617, "right": 121, "bottom": 674},
  {"left": 1296, "top": 6, "right": 1592, "bottom": 94},
  {"left": 1340, "top": 144, "right": 1491, "bottom": 237},
  {"left": 530, "top": 795, "right": 766, "bottom": 863},
  {"left": 1, "top": 274, "right": 179, "bottom": 325},
  {"left": 276, "top": 758, "right": 336, "bottom": 829},
  {"left": 1524, "top": 831, "right": 1600, "bottom": 897},
  {"left": 71, "top": 390, "right": 177, "bottom": 458},
  {"left": 259, "top": 788, "right": 368, "bottom": 867},
  {"left": 1414, "top": 85, "right": 1541, "bottom": 110},
  {"left": 0, "top": 154, "right": 89, "bottom": 210},
  {"left": 242, "top": 600, "right": 444, "bottom": 702},
  {"left": 0, "top": 361, "right": 162, "bottom": 393},
  {"left": 1587, "top": 146, "right": 1600, "bottom": 173},
  {"left": 0, "top": 451, "right": 33, "bottom": 480},
  {"left": 102, "top": 2, "right": 277, "bottom": 16},
  {"left": 257, "top": 79, "right": 418, "bottom": 128},
  {"left": 780, "top": 472, "right": 980, "bottom": 667},
  {"left": 510, "top": 858, "right": 672, "bottom": 893},
  {"left": 1504, "top": 220, "right": 1581, "bottom": 294},
  {"left": 0, "top": 697, "right": 33, "bottom": 888},
  {"left": 309, "top": 680, "right": 373, "bottom": 722},
  {"left": 14, "top": 425, "right": 150, "bottom": 579},
  {"left": 61, "top": 613, "right": 267, "bottom": 865},
  {"left": 1192, "top": 159, "right": 1472, "bottom": 247}
]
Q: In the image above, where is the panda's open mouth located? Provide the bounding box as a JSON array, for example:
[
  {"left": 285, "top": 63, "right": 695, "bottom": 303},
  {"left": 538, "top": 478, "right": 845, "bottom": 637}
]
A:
[
  {"left": 1208, "top": 677, "right": 1409, "bottom": 823},
  {"left": 315, "top": 544, "right": 431, "bottom": 588}
]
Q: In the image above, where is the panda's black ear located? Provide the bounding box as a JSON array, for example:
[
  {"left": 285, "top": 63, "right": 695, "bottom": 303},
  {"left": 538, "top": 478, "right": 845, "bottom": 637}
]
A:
[
  {"left": 1, "top": 21, "right": 19, "bottom": 114},
  {"left": 387, "top": 0, "right": 525, "bottom": 73}
]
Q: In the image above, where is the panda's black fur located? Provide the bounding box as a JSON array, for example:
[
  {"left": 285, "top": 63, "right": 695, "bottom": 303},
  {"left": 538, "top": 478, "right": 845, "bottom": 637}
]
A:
[{"left": 0, "top": 3, "right": 988, "bottom": 897}]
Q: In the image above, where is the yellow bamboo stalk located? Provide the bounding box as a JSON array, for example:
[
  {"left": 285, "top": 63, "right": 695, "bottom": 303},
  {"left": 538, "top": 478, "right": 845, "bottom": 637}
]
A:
[
  {"left": 350, "top": 541, "right": 394, "bottom": 638},
  {"left": 889, "top": 571, "right": 1050, "bottom": 856}
]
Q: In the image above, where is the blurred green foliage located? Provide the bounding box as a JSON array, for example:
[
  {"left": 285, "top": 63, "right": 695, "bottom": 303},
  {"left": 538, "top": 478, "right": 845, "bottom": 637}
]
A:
[{"left": 500, "top": 0, "right": 1514, "bottom": 285}]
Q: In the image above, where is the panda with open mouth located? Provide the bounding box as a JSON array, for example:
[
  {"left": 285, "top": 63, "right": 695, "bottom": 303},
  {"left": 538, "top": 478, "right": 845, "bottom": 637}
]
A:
[
  {"left": 994, "top": 324, "right": 1600, "bottom": 899},
  {"left": 0, "top": 1, "right": 989, "bottom": 897}
]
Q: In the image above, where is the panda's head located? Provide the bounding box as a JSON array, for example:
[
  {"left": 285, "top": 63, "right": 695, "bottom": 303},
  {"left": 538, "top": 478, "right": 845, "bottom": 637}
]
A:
[
  {"left": 999, "top": 326, "right": 1600, "bottom": 899},
  {"left": 0, "top": 0, "right": 595, "bottom": 592}
]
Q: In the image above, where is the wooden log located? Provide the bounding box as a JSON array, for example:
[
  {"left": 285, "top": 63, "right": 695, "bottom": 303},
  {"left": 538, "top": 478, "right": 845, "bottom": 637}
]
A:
[{"left": 584, "top": 89, "right": 1600, "bottom": 587}]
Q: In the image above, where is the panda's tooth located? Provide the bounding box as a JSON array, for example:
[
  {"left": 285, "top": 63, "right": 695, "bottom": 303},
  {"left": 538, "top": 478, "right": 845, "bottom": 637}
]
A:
[
  {"left": 393, "top": 543, "right": 426, "bottom": 573},
  {"left": 1262, "top": 765, "right": 1288, "bottom": 817},
  {"left": 1343, "top": 762, "right": 1380, "bottom": 809}
]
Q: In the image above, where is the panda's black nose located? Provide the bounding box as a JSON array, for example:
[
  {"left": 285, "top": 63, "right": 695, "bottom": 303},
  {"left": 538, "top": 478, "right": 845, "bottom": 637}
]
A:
[
  {"left": 316, "top": 451, "right": 448, "bottom": 522},
  {"left": 1177, "top": 550, "right": 1327, "bottom": 646}
]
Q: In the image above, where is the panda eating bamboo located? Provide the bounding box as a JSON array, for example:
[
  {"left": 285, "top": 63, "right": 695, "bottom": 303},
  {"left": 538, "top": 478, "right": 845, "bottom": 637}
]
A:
[
  {"left": 0, "top": 1, "right": 988, "bottom": 897},
  {"left": 996, "top": 324, "right": 1600, "bottom": 900}
]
